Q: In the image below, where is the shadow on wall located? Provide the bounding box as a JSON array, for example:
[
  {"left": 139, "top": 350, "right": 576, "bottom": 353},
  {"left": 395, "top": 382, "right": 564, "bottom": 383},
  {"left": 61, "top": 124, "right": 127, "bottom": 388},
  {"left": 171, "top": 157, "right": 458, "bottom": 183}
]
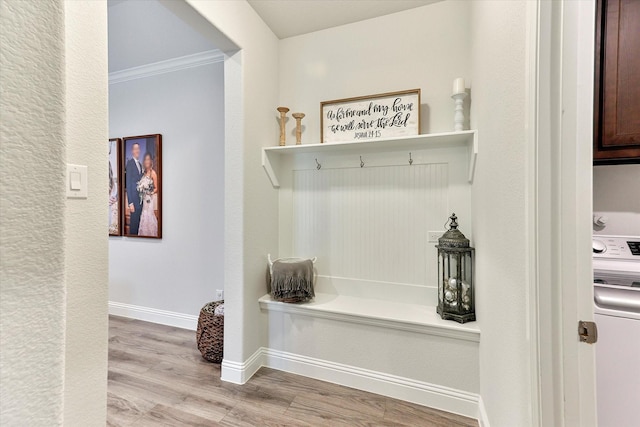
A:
[
  {"left": 593, "top": 164, "right": 640, "bottom": 236},
  {"left": 420, "top": 103, "right": 430, "bottom": 133},
  {"left": 420, "top": 88, "right": 472, "bottom": 135}
]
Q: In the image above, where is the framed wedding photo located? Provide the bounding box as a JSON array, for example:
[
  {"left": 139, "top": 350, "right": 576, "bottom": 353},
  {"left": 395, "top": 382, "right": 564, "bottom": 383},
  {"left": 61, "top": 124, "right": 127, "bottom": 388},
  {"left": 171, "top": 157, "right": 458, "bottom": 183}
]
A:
[
  {"left": 108, "top": 138, "right": 122, "bottom": 236},
  {"left": 122, "top": 134, "right": 162, "bottom": 239}
]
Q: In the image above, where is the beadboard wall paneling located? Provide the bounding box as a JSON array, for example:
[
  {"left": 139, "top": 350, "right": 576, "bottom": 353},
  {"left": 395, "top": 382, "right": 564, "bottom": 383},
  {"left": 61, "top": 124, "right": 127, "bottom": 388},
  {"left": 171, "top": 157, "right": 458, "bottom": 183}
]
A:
[
  {"left": 277, "top": 143, "right": 472, "bottom": 306},
  {"left": 293, "top": 163, "right": 448, "bottom": 285}
]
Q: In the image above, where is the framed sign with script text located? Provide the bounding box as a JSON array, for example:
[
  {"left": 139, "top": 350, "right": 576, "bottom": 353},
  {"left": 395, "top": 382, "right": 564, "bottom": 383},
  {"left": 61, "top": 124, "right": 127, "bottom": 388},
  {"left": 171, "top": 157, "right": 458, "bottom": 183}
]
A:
[{"left": 320, "top": 89, "right": 421, "bottom": 143}]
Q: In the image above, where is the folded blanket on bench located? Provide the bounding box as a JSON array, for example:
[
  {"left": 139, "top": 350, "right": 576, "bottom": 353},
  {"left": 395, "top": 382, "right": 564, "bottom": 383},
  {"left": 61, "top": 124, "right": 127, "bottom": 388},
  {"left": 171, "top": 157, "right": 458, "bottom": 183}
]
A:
[{"left": 271, "top": 258, "right": 314, "bottom": 302}]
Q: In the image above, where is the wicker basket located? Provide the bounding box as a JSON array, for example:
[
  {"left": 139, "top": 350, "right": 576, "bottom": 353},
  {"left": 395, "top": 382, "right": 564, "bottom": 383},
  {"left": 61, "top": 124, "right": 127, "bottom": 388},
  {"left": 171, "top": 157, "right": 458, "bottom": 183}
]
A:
[{"left": 196, "top": 301, "right": 224, "bottom": 363}]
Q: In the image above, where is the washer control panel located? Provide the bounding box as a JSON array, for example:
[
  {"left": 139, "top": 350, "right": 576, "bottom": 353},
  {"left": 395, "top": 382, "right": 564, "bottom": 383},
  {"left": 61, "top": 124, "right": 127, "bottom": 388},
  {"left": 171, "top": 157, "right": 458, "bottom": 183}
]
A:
[{"left": 593, "top": 236, "right": 640, "bottom": 260}]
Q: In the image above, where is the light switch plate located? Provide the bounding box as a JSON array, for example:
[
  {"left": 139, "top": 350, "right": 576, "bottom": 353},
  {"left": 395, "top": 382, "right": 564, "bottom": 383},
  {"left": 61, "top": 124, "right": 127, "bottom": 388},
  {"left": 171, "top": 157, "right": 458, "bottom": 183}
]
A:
[{"left": 66, "top": 164, "right": 88, "bottom": 198}]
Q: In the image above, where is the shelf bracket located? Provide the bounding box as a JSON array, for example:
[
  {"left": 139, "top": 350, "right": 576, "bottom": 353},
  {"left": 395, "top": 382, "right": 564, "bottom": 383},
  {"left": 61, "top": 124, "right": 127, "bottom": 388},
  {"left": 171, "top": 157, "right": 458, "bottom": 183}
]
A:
[
  {"left": 468, "top": 130, "right": 478, "bottom": 183},
  {"left": 262, "top": 149, "right": 280, "bottom": 188}
]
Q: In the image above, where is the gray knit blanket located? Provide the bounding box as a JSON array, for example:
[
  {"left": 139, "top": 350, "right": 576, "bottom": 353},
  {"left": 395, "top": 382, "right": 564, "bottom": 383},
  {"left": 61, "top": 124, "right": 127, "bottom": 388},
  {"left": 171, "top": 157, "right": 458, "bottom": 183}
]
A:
[{"left": 270, "top": 259, "right": 314, "bottom": 302}]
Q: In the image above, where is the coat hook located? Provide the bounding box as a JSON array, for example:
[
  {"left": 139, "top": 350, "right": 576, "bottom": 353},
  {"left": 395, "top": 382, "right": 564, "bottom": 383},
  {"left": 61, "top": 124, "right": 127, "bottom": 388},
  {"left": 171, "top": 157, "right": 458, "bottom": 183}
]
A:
[
  {"left": 360, "top": 156, "right": 365, "bottom": 168},
  {"left": 315, "top": 158, "right": 321, "bottom": 170},
  {"left": 409, "top": 152, "right": 413, "bottom": 165}
]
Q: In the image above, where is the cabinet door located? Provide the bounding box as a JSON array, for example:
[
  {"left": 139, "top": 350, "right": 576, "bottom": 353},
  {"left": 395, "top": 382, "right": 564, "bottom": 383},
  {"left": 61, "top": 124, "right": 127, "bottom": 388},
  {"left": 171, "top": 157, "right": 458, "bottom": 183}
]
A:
[{"left": 594, "top": 0, "right": 640, "bottom": 163}]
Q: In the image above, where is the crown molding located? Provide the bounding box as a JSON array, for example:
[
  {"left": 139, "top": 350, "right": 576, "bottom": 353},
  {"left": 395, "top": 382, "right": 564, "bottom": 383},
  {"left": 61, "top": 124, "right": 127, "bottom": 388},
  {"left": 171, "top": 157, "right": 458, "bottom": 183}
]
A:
[
  {"left": 107, "top": 0, "right": 128, "bottom": 8},
  {"left": 109, "top": 49, "right": 224, "bottom": 84}
]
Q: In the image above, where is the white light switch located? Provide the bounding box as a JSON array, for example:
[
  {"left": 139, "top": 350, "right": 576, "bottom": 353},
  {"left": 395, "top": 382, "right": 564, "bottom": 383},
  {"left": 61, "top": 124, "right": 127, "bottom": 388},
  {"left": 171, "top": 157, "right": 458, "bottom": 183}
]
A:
[
  {"left": 70, "top": 172, "right": 81, "bottom": 190},
  {"left": 66, "top": 164, "right": 88, "bottom": 198}
]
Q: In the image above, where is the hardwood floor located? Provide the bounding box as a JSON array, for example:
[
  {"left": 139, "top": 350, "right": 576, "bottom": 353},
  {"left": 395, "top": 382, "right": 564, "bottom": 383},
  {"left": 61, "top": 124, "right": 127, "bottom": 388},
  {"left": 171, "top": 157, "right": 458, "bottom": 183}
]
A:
[{"left": 108, "top": 316, "right": 478, "bottom": 427}]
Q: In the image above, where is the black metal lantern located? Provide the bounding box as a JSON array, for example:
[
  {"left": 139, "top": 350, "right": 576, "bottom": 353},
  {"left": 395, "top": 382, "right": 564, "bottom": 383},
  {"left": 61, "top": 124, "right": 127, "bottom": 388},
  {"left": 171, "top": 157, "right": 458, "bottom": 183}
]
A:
[{"left": 436, "top": 213, "right": 475, "bottom": 323}]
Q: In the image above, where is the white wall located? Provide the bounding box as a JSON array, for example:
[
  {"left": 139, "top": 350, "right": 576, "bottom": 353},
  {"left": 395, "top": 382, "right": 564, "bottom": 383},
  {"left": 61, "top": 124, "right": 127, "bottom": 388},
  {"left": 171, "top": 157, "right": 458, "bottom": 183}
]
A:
[
  {"left": 276, "top": 0, "right": 473, "bottom": 302},
  {"left": 1, "top": 1, "right": 109, "bottom": 426},
  {"left": 0, "top": 1, "right": 67, "bottom": 424},
  {"left": 107, "top": 0, "right": 216, "bottom": 72},
  {"left": 593, "top": 164, "right": 640, "bottom": 236},
  {"left": 63, "top": 1, "right": 110, "bottom": 425},
  {"left": 285, "top": 157, "right": 470, "bottom": 306},
  {"left": 470, "top": 1, "right": 532, "bottom": 426},
  {"left": 109, "top": 61, "right": 225, "bottom": 320},
  {"left": 278, "top": 0, "right": 471, "bottom": 140},
  {"left": 266, "top": 312, "right": 480, "bottom": 392}
]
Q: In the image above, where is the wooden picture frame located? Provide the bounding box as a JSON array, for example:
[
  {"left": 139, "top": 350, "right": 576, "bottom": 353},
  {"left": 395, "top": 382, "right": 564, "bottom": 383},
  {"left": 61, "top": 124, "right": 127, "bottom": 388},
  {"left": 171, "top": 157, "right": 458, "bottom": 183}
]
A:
[
  {"left": 122, "top": 134, "right": 162, "bottom": 239},
  {"left": 320, "top": 89, "right": 421, "bottom": 143},
  {"left": 109, "top": 138, "right": 123, "bottom": 236}
]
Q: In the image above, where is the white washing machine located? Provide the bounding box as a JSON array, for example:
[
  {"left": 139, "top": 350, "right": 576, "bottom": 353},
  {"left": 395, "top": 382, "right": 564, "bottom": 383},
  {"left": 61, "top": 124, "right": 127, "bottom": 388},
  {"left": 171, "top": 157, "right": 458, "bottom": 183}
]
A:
[{"left": 593, "top": 235, "right": 640, "bottom": 427}]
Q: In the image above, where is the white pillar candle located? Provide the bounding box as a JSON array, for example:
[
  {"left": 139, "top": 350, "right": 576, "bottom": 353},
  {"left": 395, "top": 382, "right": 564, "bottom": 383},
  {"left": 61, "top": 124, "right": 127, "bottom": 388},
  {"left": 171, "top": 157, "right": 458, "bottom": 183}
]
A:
[{"left": 453, "top": 77, "right": 465, "bottom": 95}]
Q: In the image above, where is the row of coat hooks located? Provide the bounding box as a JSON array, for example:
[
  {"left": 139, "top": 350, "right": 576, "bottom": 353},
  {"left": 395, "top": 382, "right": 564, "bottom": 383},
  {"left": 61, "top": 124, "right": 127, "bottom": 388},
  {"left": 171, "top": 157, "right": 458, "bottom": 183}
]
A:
[{"left": 314, "top": 152, "right": 415, "bottom": 170}]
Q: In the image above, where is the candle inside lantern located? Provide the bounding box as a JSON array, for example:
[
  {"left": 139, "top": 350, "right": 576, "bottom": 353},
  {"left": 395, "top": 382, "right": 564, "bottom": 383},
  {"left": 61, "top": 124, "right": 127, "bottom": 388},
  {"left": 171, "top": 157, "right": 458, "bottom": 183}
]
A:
[{"left": 453, "top": 77, "right": 465, "bottom": 95}]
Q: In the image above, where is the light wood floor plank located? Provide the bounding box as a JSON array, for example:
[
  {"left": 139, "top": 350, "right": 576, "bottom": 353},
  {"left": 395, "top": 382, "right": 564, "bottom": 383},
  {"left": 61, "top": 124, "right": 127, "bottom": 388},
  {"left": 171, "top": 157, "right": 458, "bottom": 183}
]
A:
[
  {"left": 137, "top": 403, "right": 222, "bottom": 426},
  {"left": 107, "top": 391, "right": 153, "bottom": 427},
  {"left": 220, "top": 402, "right": 312, "bottom": 427},
  {"left": 173, "top": 393, "right": 235, "bottom": 423},
  {"left": 284, "top": 398, "right": 403, "bottom": 427},
  {"left": 107, "top": 316, "right": 478, "bottom": 427},
  {"left": 291, "top": 391, "right": 386, "bottom": 420},
  {"left": 384, "top": 399, "right": 478, "bottom": 427}
]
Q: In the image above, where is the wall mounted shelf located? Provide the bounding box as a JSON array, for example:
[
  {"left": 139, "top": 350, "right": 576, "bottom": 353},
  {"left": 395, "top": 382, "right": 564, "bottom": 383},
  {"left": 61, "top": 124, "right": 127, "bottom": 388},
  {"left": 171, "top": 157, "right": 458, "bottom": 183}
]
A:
[{"left": 262, "top": 130, "right": 478, "bottom": 188}]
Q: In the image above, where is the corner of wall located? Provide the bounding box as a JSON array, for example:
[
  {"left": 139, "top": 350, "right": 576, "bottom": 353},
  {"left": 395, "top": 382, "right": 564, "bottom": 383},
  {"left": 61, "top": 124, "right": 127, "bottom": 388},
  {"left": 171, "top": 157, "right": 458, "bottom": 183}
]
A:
[
  {"left": 185, "top": 0, "right": 280, "bottom": 367},
  {"left": 220, "top": 347, "right": 265, "bottom": 384},
  {"left": 63, "top": 1, "right": 110, "bottom": 425},
  {"left": 469, "top": 0, "right": 532, "bottom": 425},
  {"left": 477, "top": 395, "right": 491, "bottom": 427}
]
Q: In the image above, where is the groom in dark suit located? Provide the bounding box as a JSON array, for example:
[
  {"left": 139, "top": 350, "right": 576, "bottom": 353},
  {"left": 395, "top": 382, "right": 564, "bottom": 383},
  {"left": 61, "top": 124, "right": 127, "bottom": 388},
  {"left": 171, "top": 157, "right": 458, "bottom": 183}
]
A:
[{"left": 125, "top": 142, "right": 143, "bottom": 235}]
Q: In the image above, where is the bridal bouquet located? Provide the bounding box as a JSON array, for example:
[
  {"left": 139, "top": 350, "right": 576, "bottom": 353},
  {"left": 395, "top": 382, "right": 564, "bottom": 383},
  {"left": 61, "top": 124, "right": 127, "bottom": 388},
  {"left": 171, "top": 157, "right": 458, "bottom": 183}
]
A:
[{"left": 136, "top": 175, "right": 155, "bottom": 204}]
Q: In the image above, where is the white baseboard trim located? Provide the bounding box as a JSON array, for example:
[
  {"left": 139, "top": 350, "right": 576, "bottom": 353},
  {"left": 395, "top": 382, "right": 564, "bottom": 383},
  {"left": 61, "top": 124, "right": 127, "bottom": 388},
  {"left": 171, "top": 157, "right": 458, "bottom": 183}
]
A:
[
  {"left": 108, "top": 301, "right": 198, "bottom": 331},
  {"left": 221, "top": 347, "right": 480, "bottom": 420},
  {"left": 220, "top": 347, "right": 264, "bottom": 385},
  {"left": 477, "top": 395, "right": 490, "bottom": 427}
]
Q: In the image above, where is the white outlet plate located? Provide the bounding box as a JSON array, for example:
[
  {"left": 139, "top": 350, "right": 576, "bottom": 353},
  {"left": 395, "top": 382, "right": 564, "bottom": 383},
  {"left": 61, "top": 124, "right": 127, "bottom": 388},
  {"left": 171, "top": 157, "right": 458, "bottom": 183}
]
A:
[
  {"left": 215, "top": 290, "right": 224, "bottom": 301},
  {"left": 428, "top": 231, "right": 445, "bottom": 243}
]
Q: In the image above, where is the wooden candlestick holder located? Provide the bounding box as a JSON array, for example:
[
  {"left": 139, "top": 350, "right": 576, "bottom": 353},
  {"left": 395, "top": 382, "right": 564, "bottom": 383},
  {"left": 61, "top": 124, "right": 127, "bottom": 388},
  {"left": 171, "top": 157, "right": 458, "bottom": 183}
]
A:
[
  {"left": 277, "top": 107, "right": 289, "bottom": 146},
  {"left": 292, "top": 112, "right": 305, "bottom": 145}
]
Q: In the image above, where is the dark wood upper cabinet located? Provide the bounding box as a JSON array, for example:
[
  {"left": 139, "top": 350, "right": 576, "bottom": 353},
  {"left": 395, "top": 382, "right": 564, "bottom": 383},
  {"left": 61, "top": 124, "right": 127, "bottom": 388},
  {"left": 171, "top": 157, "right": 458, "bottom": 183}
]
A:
[{"left": 594, "top": 0, "right": 640, "bottom": 164}]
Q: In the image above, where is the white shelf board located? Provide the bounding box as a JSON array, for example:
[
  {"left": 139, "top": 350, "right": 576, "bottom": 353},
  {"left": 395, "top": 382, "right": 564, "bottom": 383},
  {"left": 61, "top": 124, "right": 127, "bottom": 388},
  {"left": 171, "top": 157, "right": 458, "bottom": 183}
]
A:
[
  {"left": 262, "top": 130, "right": 478, "bottom": 187},
  {"left": 259, "top": 292, "right": 480, "bottom": 342}
]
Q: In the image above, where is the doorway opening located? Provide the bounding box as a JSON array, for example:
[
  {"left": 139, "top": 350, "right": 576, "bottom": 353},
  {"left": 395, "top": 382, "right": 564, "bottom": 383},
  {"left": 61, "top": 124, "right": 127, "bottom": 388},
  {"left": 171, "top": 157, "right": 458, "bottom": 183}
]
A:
[{"left": 107, "top": 0, "right": 226, "bottom": 356}]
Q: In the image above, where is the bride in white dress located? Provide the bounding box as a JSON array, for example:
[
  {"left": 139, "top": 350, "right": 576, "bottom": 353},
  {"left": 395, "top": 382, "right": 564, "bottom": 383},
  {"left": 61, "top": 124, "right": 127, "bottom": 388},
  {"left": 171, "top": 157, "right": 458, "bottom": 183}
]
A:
[
  {"left": 108, "top": 160, "right": 119, "bottom": 235},
  {"left": 137, "top": 152, "right": 158, "bottom": 237}
]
